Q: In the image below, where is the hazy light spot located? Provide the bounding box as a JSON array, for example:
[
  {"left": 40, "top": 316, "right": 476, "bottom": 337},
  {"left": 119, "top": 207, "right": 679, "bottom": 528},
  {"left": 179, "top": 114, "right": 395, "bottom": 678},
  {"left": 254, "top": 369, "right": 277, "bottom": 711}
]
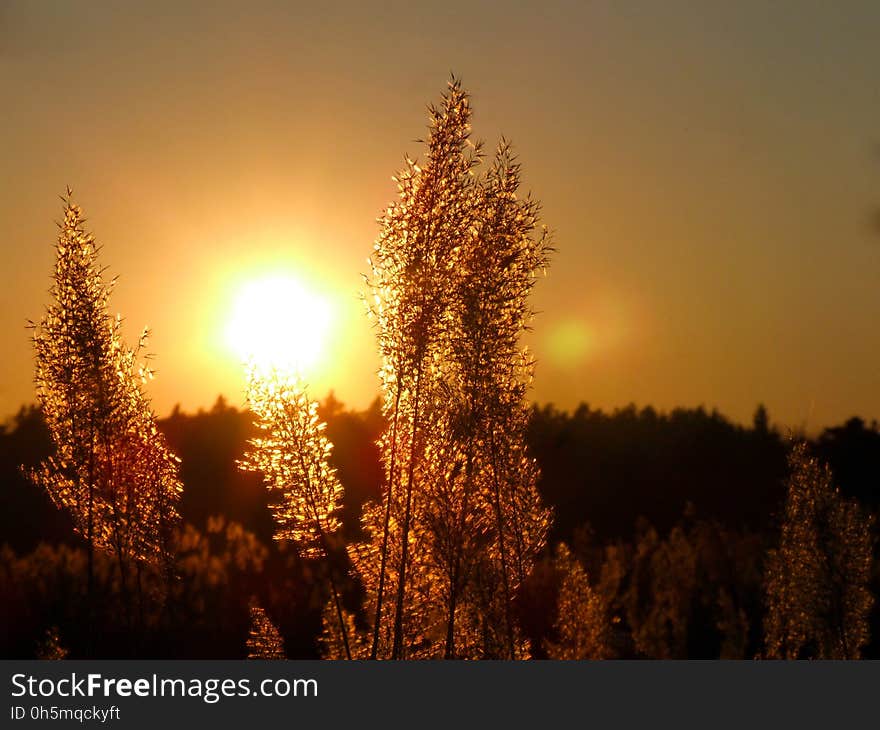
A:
[{"left": 546, "top": 319, "right": 593, "bottom": 369}]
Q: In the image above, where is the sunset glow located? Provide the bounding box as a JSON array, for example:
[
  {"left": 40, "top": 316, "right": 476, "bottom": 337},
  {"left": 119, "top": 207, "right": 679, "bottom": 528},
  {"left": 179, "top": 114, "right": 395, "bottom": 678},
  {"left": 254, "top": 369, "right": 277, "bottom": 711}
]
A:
[
  {"left": 225, "top": 274, "right": 332, "bottom": 374},
  {"left": 6, "top": 0, "right": 880, "bottom": 676}
]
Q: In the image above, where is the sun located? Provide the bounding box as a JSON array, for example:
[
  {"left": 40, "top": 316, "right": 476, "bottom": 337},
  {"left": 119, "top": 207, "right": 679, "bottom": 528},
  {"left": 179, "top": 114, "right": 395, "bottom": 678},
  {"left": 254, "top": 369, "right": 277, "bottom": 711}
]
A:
[{"left": 225, "top": 274, "right": 332, "bottom": 374}]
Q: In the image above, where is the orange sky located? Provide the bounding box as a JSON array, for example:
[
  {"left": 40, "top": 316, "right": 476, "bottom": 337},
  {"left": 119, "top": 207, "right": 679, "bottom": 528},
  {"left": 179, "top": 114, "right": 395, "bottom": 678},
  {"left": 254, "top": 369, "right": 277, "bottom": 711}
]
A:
[{"left": 2, "top": 1, "right": 879, "bottom": 429}]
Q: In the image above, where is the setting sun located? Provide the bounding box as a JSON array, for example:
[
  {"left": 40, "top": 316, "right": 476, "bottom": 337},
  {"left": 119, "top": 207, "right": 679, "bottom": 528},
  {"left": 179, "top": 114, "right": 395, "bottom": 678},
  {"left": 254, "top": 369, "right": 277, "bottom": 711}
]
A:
[{"left": 225, "top": 274, "right": 332, "bottom": 374}]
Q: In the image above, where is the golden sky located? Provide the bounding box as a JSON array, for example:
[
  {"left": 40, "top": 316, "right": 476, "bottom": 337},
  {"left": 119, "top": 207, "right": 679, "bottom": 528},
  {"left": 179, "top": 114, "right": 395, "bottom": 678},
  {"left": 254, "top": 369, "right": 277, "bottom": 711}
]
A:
[{"left": 2, "top": 0, "right": 879, "bottom": 429}]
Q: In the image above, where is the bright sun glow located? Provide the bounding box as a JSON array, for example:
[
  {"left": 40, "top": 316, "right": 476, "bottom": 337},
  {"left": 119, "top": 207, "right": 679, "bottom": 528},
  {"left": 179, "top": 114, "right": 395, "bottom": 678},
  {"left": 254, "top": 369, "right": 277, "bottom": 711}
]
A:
[{"left": 226, "top": 274, "right": 332, "bottom": 374}]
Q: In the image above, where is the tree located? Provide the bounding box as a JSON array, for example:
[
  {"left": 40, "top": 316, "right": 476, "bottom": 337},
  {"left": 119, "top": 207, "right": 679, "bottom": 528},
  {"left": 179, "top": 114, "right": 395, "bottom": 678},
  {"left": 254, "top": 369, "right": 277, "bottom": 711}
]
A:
[
  {"left": 764, "top": 442, "right": 874, "bottom": 659},
  {"left": 28, "top": 191, "right": 182, "bottom": 635},
  {"left": 752, "top": 404, "right": 770, "bottom": 434}
]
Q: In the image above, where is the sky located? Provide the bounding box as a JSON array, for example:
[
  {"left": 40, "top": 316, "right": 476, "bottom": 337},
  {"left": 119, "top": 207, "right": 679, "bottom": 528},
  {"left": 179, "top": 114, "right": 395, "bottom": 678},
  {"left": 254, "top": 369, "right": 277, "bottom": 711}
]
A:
[{"left": 1, "top": 0, "right": 879, "bottom": 430}]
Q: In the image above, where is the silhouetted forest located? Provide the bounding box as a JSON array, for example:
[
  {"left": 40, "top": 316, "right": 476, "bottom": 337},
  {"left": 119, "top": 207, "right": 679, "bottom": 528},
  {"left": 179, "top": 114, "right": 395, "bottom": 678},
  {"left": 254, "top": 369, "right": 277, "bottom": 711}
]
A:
[{"left": 3, "top": 397, "right": 879, "bottom": 658}]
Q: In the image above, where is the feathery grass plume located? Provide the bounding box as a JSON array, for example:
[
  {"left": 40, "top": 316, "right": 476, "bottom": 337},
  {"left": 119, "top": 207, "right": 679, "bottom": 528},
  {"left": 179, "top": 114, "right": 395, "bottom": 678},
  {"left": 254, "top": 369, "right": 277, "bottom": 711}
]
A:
[
  {"left": 632, "top": 524, "right": 697, "bottom": 659},
  {"left": 544, "top": 543, "right": 611, "bottom": 660},
  {"left": 319, "top": 601, "right": 370, "bottom": 659},
  {"left": 35, "top": 627, "right": 69, "bottom": 660},
  {"left": 361, "top": 77, "right": 481, "bottom": 659},
  {"left": 764, "top": 442, "right": 874, "bottom": 659},
  {"left": 598, "top": 515, "right": 761, "bottom": 659},
  {"left": 614, "top": 522, "right": 700, "bottom": 659},
  {"left": 416, "top": 398, "right": 492, "bottom": 658},
  {"left": 438, "top": 142, "right": 552, "bottom": 658},
  {"left": 239, "top": 365, "right": 351, "bottom": 658},
  {"left": 355, "top": 80, "right": 553, "bottom": 659},
  {"left": 246, "top": 604, "right": 286, "bottom": 660},
  {"left": 348, "top": 495, "right": 442, "bottom": 658},
  {"left": 28, "top": 191, "right": 183, "bottom": 635}
]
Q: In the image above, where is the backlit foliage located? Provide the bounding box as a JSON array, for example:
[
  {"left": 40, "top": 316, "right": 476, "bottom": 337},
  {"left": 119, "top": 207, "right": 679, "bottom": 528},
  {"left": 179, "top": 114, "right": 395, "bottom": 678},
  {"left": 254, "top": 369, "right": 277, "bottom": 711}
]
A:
[
  {"left": 319, "top": 601, "right": 370, "bottom": 660},
  {"left": 544, "top": 543, "right": 611, "bottom": 660},
  {"left": 239, "top": 366, "right": 351, "bottom": 658},
  {"left": 599, "top": 515, "right": 760, "bottom": 659},
  {"left": 628, "top": 524, "right": 697, "bottom": 659},
  {"left": 240, "top": 367, "right": 342, "bottom": 556},
  {"left": 355, "top": 79, "right": 552, "bottom": 659},
  {"left": 434, "top": 142, "right": 552, "bottom": 659},
  {"left": 29, "top": 192, "right": 182, "bottom": 595},
  {"left": 35, "top": 626, "right": 69, "bottom": 660},
  {"left": 246, "top": 604, "right": 286, "bottom": 660},
  {"left": 764, "top": 442, "right": 874, "bottom": 659},
  {"left": 359, "top": 78, "right": 481, "bottom": 659}
]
